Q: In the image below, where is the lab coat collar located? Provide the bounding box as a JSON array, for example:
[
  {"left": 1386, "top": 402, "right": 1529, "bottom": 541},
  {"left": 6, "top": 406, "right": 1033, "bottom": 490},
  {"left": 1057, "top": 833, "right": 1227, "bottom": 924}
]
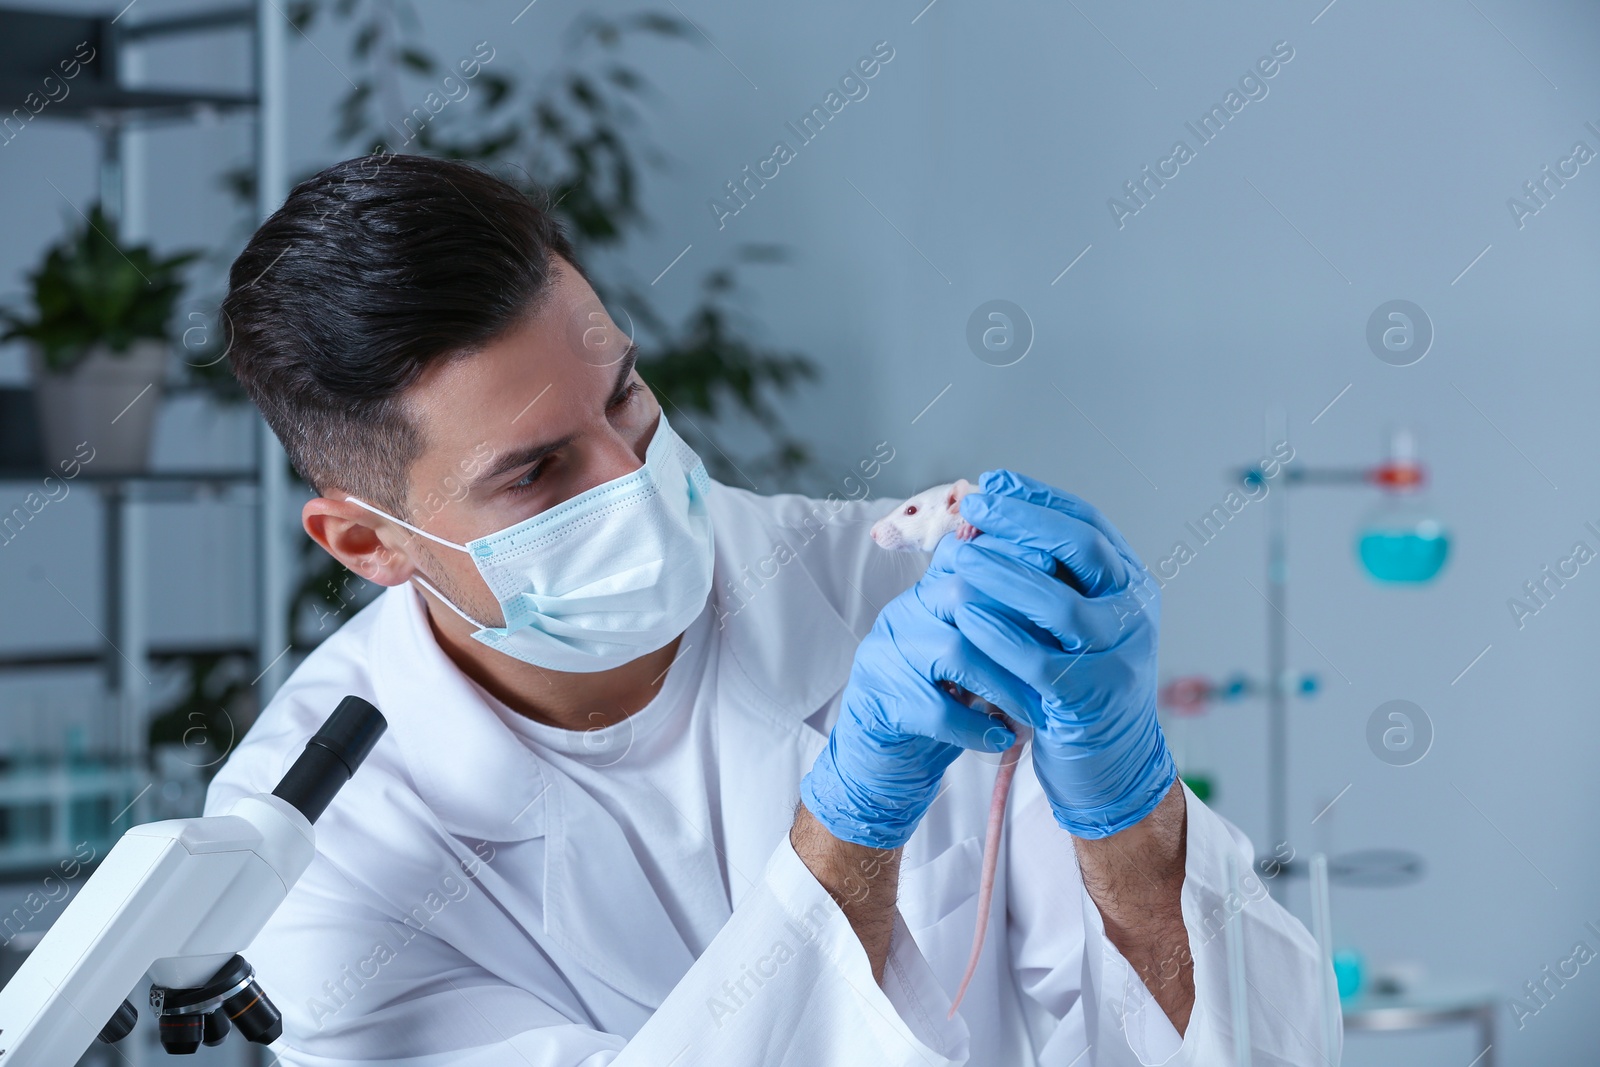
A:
[{"left": 369, "top": 580, "right": 555, "bottom": 844}]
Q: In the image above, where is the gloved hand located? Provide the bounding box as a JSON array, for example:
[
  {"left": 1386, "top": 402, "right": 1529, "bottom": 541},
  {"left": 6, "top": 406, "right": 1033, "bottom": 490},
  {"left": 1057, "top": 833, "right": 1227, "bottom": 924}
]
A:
[
  {"left": 944, "top": 469, "right": 1177, "bottom": 839},
  {"left": 800, "top": 569, "right": 1038, "bottom": 849}
]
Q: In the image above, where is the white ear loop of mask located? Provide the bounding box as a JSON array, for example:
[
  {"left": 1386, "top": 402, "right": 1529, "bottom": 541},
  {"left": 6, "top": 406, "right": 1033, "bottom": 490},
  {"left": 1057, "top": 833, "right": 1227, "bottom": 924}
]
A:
[{"left": 342, "top": 496, "right": 498, "bottom": 630}]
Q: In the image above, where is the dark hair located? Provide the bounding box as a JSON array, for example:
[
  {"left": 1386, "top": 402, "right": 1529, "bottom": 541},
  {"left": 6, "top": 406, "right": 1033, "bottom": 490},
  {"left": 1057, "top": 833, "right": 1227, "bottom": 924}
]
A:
[{"left": 221, "top": 154, "right": 587, "bottom": 511}]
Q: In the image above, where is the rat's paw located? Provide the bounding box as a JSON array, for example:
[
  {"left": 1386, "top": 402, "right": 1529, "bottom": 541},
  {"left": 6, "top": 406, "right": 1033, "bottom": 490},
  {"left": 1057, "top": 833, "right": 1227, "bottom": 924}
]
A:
[{"left": 955, "top": 519, "right": 980, "bottom": 541}]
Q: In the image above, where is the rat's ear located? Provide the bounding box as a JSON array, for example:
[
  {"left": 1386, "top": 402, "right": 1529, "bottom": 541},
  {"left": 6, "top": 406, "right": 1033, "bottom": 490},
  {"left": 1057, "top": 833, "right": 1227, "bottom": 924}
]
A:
[{"left": 947, "top": 478, "right": 976, "bottom": 513}]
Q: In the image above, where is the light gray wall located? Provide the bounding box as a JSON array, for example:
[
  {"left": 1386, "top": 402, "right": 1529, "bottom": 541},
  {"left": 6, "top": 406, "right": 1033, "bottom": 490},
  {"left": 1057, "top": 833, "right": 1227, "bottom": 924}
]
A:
[{"left": 3, "top": 0, "right": 1598, "bottom": 1063}]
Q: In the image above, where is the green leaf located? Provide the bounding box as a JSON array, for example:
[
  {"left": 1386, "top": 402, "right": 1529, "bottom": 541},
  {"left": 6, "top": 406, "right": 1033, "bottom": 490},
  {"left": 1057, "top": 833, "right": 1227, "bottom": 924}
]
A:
[
  {"left": 568, "top": 76, "right": 602, "bottom": 114},
  {"left": 478, "top": 72, "right": 513, "bottom": 109},
  {"left": 605, "top": 66, "right": 644, "bottom": 93},
  {"left": 622, "top": 13, "right": 690, "bottom": 39},
  {"left": 398, "top": 47, "right": 435, "bottom": 73},
  {"left": 352, "top": 21, "right": 379, "bottom": 59},
  {"left": 336, "top": 81, "right": 375, "bottom": 142},
  {"left": 286, "top": 0, "right": 316, "bottom": 33}
]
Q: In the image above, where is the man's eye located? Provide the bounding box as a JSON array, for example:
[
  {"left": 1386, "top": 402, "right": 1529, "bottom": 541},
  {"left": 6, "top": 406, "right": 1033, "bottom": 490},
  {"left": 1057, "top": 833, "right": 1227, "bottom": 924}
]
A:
[
  {"left": 506, "top": 383, "right": 637, "bottom": 497},
  {"left": 608, "top": 380, "right": 641, "bottom": 410},
  {"left": 508, "top": 463, "right": 546, "bottom": 494}
]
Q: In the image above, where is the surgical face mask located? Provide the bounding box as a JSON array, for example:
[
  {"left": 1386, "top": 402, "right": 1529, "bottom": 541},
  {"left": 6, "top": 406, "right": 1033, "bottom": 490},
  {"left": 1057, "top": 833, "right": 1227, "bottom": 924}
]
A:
[{"left": 348, "top": 412, "right": 715, "bottom": 673}]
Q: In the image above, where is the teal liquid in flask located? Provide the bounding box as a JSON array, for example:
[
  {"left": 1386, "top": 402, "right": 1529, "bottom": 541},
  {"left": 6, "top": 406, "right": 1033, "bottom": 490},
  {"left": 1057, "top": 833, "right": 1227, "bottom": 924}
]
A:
[
  {"left": 1357, "top": 519, "right": 1449, "bottom": 583},
  {"left": 1357, "top": 429, "right": 1449, "bottom": 583}
]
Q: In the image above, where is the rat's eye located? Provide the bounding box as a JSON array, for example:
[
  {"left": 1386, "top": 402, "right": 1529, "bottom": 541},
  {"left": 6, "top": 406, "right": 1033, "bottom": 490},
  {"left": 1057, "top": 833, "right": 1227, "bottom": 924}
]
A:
[{"left": 905, "top": 505, "right": 918, "bottom": 515}]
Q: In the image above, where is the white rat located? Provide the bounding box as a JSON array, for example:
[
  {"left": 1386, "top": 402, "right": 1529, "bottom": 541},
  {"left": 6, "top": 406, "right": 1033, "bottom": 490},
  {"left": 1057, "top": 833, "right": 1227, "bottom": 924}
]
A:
[{"left": 871, "top": 479, "right": 1031, "bottom": 1019}]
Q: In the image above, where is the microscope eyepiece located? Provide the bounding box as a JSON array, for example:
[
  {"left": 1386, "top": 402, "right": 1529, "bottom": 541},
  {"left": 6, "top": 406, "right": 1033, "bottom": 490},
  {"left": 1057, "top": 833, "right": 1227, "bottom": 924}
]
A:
[{"left": 271, "top": 695, "right": 387, "bottom": 823}]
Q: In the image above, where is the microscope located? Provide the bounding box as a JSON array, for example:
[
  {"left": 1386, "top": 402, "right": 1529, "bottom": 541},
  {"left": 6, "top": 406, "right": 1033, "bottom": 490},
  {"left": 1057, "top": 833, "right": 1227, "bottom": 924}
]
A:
[{"left": 0, "top": 695, "right": 386, "bottom": 1063}]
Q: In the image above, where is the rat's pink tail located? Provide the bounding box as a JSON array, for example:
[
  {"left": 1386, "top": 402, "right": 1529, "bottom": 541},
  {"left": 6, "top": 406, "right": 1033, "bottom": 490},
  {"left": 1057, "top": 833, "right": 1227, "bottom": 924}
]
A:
[{"left": 947, "top": 727, "right": 1027, "bottom": 1019}]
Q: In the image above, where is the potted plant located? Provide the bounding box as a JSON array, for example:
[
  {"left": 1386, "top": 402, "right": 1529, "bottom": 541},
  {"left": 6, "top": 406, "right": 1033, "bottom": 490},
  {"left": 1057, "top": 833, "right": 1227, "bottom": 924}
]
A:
[{"left": 1, "top": 205, "right": 198, "bottom": 474}]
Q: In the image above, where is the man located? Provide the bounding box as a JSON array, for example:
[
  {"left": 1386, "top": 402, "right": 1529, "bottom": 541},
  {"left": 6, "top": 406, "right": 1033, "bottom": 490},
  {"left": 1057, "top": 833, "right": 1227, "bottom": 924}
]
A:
[{"left": 206, "top": 154, "right": 1333, "bottom": 1065}]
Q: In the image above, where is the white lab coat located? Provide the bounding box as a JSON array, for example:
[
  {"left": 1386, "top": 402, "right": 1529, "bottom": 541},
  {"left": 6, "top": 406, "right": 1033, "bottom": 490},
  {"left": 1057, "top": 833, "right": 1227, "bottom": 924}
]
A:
[{"left": 206, "top": 479, "right": 1336, "bottom": 1066}]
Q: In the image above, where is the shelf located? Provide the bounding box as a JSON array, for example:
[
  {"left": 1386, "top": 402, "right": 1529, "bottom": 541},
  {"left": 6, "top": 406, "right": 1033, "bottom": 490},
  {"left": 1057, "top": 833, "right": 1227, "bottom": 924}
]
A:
[
  {"left": 0, "top": 468, "right": 258, "bottom": 486},
  {"left": 0, "top": 83, "right": 258, "bottom": 124},
  {"left": 0, "top": 5, "right": 259, "bottom": 127},
  {"left": 0, "top": 389, "right": 257, "bottom": 489},
  {"left": 0, "top": 641, "right": 255, "bottom": 672}
]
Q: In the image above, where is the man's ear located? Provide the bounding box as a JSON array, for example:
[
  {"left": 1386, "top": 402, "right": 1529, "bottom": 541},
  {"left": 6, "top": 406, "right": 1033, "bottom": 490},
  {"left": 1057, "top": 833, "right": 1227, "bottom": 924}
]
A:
[{"left": 302, "top": 496, "right": 417, "bottom": 587}]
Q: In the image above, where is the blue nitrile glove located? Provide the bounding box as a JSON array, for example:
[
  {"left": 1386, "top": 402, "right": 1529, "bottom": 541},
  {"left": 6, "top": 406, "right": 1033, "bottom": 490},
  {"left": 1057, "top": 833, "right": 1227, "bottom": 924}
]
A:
[
  {"left": 945, "top": 469, "right": 1178, "bottom": 839},
  {"left": 800, "top": 569, "right": 1039, "bottom": 849}
]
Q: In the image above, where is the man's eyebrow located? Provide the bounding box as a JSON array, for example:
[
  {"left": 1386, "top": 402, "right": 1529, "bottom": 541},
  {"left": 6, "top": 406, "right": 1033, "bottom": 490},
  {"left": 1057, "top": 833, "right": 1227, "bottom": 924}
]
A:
[
  {"left": 468, "top": 341, "right": 641, "bottom": 492},
  {"left": 609, "top": 341, "right": 639, "bottom": 402},
  {"left": 468, "top": 435, "right": 577, "bottom": 492}
]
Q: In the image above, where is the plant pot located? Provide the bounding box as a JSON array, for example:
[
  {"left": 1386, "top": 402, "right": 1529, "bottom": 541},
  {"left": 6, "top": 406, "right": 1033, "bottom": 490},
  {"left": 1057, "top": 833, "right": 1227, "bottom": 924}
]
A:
[{"left": 28, "top": 341, "right": 168, "bottom": 475}]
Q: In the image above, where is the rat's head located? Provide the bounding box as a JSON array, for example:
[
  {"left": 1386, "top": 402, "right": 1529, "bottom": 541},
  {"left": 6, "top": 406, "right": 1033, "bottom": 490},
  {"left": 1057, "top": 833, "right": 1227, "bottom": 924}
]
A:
[{"left": 870, "top": 479, "right": 974, "bottom": 552}]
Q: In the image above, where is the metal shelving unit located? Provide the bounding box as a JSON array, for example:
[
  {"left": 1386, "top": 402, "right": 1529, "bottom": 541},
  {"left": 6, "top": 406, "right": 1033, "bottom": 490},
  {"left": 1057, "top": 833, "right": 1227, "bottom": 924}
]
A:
[{"left": 0, "top": 2, "right": 291, "bottom": 876}]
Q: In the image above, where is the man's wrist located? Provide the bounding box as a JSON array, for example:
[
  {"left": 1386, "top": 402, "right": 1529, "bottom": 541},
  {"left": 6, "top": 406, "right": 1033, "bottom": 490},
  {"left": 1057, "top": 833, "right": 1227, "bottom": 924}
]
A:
[
  {"left": 790, "top": 802, "right": 904, "bottom": 985},
  {"left": 1073, "top": 780, "right": 1195, "bottom": 1033}
]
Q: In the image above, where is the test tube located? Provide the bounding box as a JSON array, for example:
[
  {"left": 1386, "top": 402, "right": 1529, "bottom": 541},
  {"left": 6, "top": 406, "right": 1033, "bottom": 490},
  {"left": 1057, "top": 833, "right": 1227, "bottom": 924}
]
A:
[
  {"left": 1309, "top": 854, "right": 1340, "bottom": 1065},
  {"left": 1224, "top": 851, "right": 1252, "bottom": 1067}
]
